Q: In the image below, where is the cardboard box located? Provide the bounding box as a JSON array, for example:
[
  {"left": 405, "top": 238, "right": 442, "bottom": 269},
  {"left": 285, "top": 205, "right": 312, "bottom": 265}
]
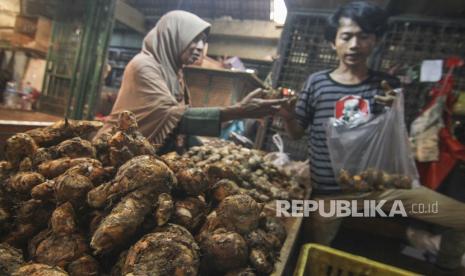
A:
[
  {"left": 14, "top": 16, "right": 38, "bottom": 37},
  {"left": 0, "top": 15, "right": 51, "bottom": 54}
]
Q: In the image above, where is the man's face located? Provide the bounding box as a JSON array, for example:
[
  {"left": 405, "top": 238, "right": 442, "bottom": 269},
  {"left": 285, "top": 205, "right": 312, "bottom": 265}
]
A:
[
  {"left": 180, "top": 32, "right": 207, "bottom": 66},
  {"left": 331, "top": 17, "right": 377, "bottom": 67}
]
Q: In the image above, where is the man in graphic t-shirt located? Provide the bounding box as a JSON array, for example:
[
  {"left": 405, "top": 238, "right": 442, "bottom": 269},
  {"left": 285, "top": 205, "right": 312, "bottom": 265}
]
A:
[{"left": 279, "top": 2, "right": 465, "bottom": 275}]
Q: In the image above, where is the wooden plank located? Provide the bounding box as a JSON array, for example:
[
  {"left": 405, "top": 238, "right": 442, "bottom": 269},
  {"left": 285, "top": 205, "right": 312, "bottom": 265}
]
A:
[
  {"left": 268, "top": 188, "right": 311, "bottom": 276},
  {"left": 0, "top": 107, "right": 61, "bottom": 158},
  {"left": 0, "top": 107, "right": 61, "bottom": 122},
  {"left": 0, "top": 116, "right": 56, "bottom": 159},
  {"left": 115, "top": 0, "right": 145, "bottom": 34},
  {"left": 272, "top": 216, "right": 303, "bottom": 276},
  {"left": 0, "top": 120, "right": 53, "bottom": 127}
]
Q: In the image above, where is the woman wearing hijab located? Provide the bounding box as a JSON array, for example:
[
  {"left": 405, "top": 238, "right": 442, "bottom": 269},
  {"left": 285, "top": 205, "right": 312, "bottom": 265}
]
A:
[{"left": 96, "top": 10, "right": 285, "bottom": 153}]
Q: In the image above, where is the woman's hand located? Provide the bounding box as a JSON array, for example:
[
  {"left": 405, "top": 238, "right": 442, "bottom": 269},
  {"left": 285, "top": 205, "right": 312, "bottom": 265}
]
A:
[
  {"left": 220, "top": 88, "right": 287, "bottom": 122},
  {"left": 239, "top": 88, "right": 288, "bottom": 117}
]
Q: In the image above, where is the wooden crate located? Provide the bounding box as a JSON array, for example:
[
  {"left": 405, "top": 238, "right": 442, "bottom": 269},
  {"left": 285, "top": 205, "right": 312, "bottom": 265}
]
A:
[{"left": 185, "top": 66, "right": 266, "bottom": 108}]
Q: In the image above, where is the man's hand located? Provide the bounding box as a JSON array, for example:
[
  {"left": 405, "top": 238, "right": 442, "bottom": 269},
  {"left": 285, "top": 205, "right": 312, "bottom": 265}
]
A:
[
  {"left": 374, "top": 80, "right": 398, "bottom": 106},
  {"left": 277, "top": 96, "right": 297, "bottom": 121},
  {"left": 275, "top": 96, "right": 305, "bottom": 140}
]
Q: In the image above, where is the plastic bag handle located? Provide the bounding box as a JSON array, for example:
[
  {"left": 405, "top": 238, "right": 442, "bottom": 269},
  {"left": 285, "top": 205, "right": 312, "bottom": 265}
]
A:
[{"left": 272, "top": 133, "right": 285, "bottom": 153}]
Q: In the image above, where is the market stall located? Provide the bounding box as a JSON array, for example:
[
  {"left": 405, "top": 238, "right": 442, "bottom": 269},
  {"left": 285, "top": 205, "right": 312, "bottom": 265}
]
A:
[{"left": 1, "top": 0, "right": 465, "bottom": 275}]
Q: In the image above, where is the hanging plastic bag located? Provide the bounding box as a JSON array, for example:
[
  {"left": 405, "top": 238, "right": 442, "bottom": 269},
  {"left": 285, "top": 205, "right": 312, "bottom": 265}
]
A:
[
  {"left": 264, "top": 133, "right": 290, "bottom": 168},
  {"left": 264, "top": 134, "right": 311, "bottom": 191},
  {"left": 326, "top": 92, "right": 420, "bottom": 192}
]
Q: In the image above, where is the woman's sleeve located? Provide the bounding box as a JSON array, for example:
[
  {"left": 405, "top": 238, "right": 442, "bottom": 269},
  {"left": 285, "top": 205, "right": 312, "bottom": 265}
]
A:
[{"left": 178, "top": 107, "right": 221, "bottom": 137}]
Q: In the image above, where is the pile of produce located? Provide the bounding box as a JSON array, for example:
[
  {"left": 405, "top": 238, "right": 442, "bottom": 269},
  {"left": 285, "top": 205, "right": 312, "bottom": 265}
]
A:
[
  {"left": 338, "top": 168, "right": 412, "bottom": 192},
  {"left": 0, "top": 111, "right": 305, "bottom": 275},
  {"left": 182, "top": 143, "right": 305, "bottom": 203}
]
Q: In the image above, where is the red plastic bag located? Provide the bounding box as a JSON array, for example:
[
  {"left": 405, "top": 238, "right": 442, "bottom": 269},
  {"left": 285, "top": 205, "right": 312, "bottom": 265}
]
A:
[{"left": 415, "top": 57, "right": 465, "bottom": 189}]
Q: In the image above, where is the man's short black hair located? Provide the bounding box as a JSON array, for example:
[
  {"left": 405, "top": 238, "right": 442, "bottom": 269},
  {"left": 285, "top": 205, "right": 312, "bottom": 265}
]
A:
[{"left": 324, "top": 1, "right": 388, "bottom": 42}]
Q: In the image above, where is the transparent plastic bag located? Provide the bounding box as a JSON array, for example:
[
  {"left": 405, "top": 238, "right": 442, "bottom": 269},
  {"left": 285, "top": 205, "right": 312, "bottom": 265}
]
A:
[
  {"left": 284, "top": 159, "right": 311, "bottom": 189},
  {"left": 264, "top": 134, "right": 310, "bottom": 190},
  {"left": 326, "top": 92, "right": 419, "bottom": 191},
  {"left": 264, "top": 133, "right": 290, "bottom": 168}
]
